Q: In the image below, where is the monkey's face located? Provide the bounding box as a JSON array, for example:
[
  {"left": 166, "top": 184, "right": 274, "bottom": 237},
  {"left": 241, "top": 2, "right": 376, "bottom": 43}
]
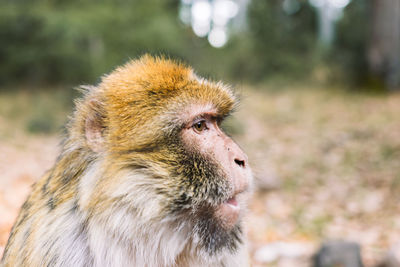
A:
[
  {"left": 179, "top": 108, "right": 250, "bottom": 225},
  {"left": 83, "top": 56, "right": 252, "bottom": 255},
  {"left": 165, "top": 104, "right": 252, "bottom": 254}
]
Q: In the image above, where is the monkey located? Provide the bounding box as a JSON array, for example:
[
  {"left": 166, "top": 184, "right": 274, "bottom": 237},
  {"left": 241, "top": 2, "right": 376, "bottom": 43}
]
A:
[{"left": 1, "top": 55, "right": 253, "bottom": 267}]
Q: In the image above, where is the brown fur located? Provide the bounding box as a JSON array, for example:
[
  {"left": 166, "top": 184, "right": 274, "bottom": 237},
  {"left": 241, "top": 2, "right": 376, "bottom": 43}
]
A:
[{"left": 1, "top": 55, "right": 251, "bottom": 267}]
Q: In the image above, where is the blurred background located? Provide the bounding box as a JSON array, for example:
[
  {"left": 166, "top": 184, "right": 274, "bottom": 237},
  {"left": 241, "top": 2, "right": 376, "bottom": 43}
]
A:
[{"left": 0, "top": 0, "right": 400, "bottom": 266}]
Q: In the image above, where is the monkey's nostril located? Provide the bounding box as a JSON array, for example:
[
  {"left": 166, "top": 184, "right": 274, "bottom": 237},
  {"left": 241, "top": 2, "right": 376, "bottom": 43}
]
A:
[{"left": 234, "top": 159, "right": 245, "bottom": 168}]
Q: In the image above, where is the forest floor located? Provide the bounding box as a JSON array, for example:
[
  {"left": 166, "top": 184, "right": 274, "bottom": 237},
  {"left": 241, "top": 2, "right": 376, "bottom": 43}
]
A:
[{"left": 0, "top": 85, "right": 399, "bottom": 266}]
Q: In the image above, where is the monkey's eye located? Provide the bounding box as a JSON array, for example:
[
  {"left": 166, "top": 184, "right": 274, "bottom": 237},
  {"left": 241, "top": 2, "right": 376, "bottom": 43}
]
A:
[{"left": 193, "top": 120, "right": 207, "bottom": 133}]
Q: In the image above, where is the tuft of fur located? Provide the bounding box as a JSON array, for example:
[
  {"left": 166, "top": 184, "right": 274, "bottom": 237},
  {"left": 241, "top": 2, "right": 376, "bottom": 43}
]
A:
[{"left": 1, "top": 55, "right": 250, "bottom": 267}]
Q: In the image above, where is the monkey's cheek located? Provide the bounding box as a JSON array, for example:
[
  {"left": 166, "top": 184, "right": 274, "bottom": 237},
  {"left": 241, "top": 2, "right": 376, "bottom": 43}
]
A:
[{"left": 215, "top": 198, "right": 240, "bottom": 230}]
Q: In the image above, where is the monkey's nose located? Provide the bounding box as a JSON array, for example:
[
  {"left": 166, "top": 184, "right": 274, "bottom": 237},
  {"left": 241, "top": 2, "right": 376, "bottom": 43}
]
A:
[{"left": 234, "top": 158, "right": 245, "bottom": 168}]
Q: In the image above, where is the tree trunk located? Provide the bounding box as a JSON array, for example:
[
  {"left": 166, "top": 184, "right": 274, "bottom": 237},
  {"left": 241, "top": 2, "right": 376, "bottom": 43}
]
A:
[{"left": 368, "top": 0, "right": 400, "bottom": 90}]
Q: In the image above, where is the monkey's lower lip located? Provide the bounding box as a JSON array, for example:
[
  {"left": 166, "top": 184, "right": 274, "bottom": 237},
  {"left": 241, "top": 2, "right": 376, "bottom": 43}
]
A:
[
  {"left": 222, "top": 196, "right": 240, "bottom": 213},
  {"left": 216, "top": 196, "right": 240, "bottom": 229},
  {"left": 225, "top": 196, "right": 239, "bottom": 208}
]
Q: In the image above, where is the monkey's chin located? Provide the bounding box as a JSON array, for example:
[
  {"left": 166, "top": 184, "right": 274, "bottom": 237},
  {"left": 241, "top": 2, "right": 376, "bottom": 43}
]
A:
[{"left": 215, "top": 196, "right": 240, "bottom": 230}]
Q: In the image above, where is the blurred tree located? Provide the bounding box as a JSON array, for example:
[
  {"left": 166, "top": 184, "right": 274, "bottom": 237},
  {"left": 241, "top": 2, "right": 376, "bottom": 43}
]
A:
[
  {"left": 367, "top": 0, "right": 400, "bottom": 90},
  {"left": 246, "top": 0, "right": 317, "bottom": 81},
  {"left": 333, "top": 0, "right": 369, "bottom": 85},
  {"left": 0, "top": 0, "right": 185, "bottom": 86},
  {"left": 1, "top": 0, "right": 395, "bottom": 90}
]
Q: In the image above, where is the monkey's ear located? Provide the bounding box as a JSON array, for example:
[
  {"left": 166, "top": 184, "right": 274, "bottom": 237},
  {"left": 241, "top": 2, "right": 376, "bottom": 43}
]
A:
[{"left": 85, "top": 99, "right": 105, "bottom": 153}]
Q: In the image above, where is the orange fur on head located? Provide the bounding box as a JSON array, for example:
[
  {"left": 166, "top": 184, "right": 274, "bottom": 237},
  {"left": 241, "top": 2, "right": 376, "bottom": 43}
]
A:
[{"left": 76, "top": 55, "right": 237, "bottom": 154}]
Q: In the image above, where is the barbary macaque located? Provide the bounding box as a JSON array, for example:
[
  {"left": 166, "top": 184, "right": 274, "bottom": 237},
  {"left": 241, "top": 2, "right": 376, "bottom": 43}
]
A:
[{"left": 1, "top": 55, "right": 253, "bottom": 267}]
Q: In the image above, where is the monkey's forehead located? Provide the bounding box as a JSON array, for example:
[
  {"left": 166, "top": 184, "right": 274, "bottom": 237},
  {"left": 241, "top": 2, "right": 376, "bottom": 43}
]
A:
[{"left": 97, "top": 55, "right": 237, "bottom": 117}]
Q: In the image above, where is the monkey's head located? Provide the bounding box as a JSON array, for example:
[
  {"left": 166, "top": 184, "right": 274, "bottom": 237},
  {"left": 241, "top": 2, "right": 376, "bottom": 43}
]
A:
[{"left": 71, "top": 55, "right": 252, "bottom": 257}]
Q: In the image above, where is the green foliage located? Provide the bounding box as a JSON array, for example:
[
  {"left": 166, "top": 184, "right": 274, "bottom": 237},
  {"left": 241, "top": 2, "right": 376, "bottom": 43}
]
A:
[
  {"left": 331, "top": 0, "right": 369, "bottom": 85},
  {"left": 0, "top": 0, "right": 261, "bottom": 85},
  {"left": 27, "top": 112, "right": 56, "bottom": 133},
  {"left": 0, "top": 0, "right": 184, "bottom": 85},
  {"left": 0, "top": 87, "right": 75, "bottom": 135},
  {"left": 0, "top": 0, "right": 373, "bottom": 87},
  {"left": 247, "top": 0, "right": 317, "bottom": 81}
]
